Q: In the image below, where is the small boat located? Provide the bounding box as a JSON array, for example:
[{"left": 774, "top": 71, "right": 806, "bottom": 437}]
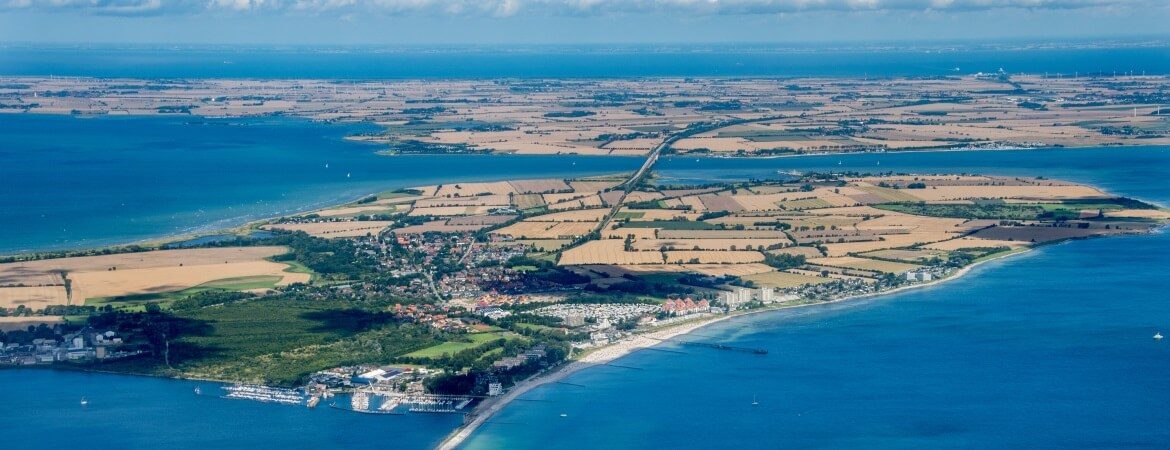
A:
[
  {"left": 1155, "top": 332, "right": 1164, "bottom": 340},
  {"left": 80, "top": 397, "right": 89, "bottom": 406},
  {"left": 194, "top": 386, "right": 202, "bottom": 395},
  {"left": 751, "top": 395, "right": 759, "bottom": 406},
  {"left": 559, "top": 413, "right": 568, "bottom": 418}
]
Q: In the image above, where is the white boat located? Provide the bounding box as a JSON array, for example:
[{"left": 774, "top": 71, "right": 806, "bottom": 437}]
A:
[
  {"left": 1155, "top": 332, "right": 1164, "bottom": 340},
  {"left": 751, "top": 395, "right": 759, "bottom": 406},
  {"left": 80, "top": 397, "right": 88, "bottom": 406}
]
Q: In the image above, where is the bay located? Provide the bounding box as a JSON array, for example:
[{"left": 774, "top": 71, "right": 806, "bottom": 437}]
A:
[{"left": 0, "top": 114, "right": 641, "bottom": 254}]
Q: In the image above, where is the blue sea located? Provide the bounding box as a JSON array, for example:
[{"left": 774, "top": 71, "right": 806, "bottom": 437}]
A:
[
  {"left": 0, "top": 114, "right": 640, "bottom": 254},
  {"left": 0, "top": 369, "right": 462, "bottom": 449},
  {"left": 1, "top": 45, "right": 1168, "bottom": 78}
]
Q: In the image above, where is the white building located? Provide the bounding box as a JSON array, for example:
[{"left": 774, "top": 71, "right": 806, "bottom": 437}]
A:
[
  {"left": 758, "top": 287, "right": 774, "bottom": 303},
  {"left": 487, "top": 383, "right": 503, "bottom": 396},
  {"left": 904, "top": 271, "right": 934, "bottom": 282},
  {"left": 721, "top": 287, "right": 754, "bottom": 309}
]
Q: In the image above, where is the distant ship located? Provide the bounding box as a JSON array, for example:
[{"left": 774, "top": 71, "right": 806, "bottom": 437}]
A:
[
  {"left": 80, "top": 397, "right": 88, "bottom": 406},
  {"left": 751, "top": 395, "right": 759, "bottom": 406},
  {"left": 1156, "top": 332, "right": 1164, "bottom": 340}
]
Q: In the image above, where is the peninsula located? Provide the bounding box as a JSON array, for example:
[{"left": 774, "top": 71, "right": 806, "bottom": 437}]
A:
[{"left": 3, "top": 160, "right": 1166, "bottom": 442}]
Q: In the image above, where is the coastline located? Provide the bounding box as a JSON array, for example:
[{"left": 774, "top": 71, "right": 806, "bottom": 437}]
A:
[
  {"left": 434, "top": 246, "right": 1032, "bottom": 450},
  {"left": 5, "top": 139, "right": 1166, "bottom": 259}
]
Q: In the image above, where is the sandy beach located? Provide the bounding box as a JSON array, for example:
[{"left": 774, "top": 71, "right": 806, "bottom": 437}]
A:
[{"left": 435, "top": 246, "right": 1031, "bottom": 450}]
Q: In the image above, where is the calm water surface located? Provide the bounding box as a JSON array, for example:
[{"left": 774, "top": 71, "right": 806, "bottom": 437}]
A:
[
  {"left": 0, "top": 369, "right": 460, "bottom": 449},
  {"left": 2, "top": 46, "right": 1168, "bottom": 78},
  {"left": 0, "top": 114, "right": 640, "bottom": 254}
]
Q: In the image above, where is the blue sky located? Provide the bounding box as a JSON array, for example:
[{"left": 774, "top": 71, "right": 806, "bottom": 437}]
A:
[{"left": 1, "top": 0, "right": 1168, "bottom": 45}]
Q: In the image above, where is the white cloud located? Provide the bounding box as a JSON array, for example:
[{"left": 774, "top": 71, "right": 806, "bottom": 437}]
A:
[{"left": 0, "top": 0, "right": 1160, "bottom": 16}]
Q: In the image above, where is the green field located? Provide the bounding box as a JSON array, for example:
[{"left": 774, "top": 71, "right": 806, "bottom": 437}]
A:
[
  {"left": 874, "top": 198, "right": 1156, "bottom": 221},
  {"left": 403, "top": 332, "right": 515, "bottom": 358},
  {"left": 614, "top": 211, "right": 646, "bottom": 220},
  {"left": 168, "top": 297, "right": 440, "bottom": 385},
  {"left": 620, "top": 220, "right": 718, "bottom": 230}
]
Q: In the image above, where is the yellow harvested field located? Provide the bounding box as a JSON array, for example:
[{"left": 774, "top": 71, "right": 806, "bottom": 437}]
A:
[
  {"left": 616, "top": 263, "right": 775, "bottom": 277},
  {"left": 392, "top": 220, "right": 490, "bottom": 234},
  {"left": 809, "top": 256, "right": 922, "bottom": 274},
  {"left": 415, "top": 195, "right": 511, "bottom": 207},
  {"left": 0, "top": 286, "right": 70, "bottom": 309},
  {"left": 433, "top": 181, "right": 517, "bottom": 197},
  {"left": 899, "top": 185, "right": 1108, "bottom": 201},
  {"left": 657, "top": 230, "right": 790, "bottom": 239},
  {"left": 543, "top": 192, "right": 595, "bottom": 204},
  {"left": 625, "top": 191, "right": 665, "bottom": 203},
  {"left": 924, "top": 237, "right": 1030, "bottom": 251},
  {"left": 0, "top": 247, "right": 291, "bottom": 273},
  {"left": 730, "top": 193, "right": 791, "bottom": 211},
  {"left": 0, "top": 247, "right": 307, "bottom": 303},
  {"left": 1104, "top": 209, "right": 1170, "bottom": 219},
  {"left": 515, "top": 239, "right": 571, "bottom": 251},
  {"left": 632, "top": 238, "right": 788, "bottom": 251},
  {"left": 493, "top": 221, "right": 597, "bottom": 239},
  {"left": 779, "top": 198, "right": 837, "bottom": 210},
  {"left": 265, "top": 221, "right": 394, "bottom": 237},
  {"left": 822, "top": 232, "right": 956, "bottom": 256},
  {"left": 525, "top": 208, "right": 609, "bottom": 222},
  {"left": 860, "top": 249, "right": 948, "bottom": 262},
  {"left": 686, "top": 263, "right": 775, "bottom": 277},
  {"left": 513, "top": 194, "right": 546, "bottom": 210},
  {"left": 69, "top": 261, "right": 305, "bottom": 302},
  {"left": 547, "top": 194, "right": 604, "bottom": 210},
  {"left": 677, "top": 196, "right": 708, "bottom": 212},
  {"left": 409, "top": 206, "right": 498, "bottom": 216},
  {"left": 604, "top": 227, "right": 659, "bottom": 239},
  {"left": 568, "top": 180, "right": 621, "bottom": 193},
  {"left": 855, "top": 214, "right": 969, "bottom": 232},
  {"left": 768, "top": 247, "right": 825, "bottom": 258},
  {"left": 742, "top": 270, "right": 833, "bottom": 288},
  {"left": 663, "top": 250, "right": 764, "bottom": 264},
  {"left": 854, "top": 185, "right": 922, "bottom": 202},
  {"left": 314, "top": 204, "right": 396, "bottom": 218},
  {"left": 621, "top": 209, "right": 703, "bottom": 221},
  {"left": 559, "top": 240, "right": 664, "bottom": 265},
  {"left": 509, "top": 179, "right": 571, "bottom": 193}
]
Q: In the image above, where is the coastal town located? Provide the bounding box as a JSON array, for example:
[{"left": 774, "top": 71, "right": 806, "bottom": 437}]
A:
[{"left": 4, "top": 160, "right": 1167, "bottom": 430}]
